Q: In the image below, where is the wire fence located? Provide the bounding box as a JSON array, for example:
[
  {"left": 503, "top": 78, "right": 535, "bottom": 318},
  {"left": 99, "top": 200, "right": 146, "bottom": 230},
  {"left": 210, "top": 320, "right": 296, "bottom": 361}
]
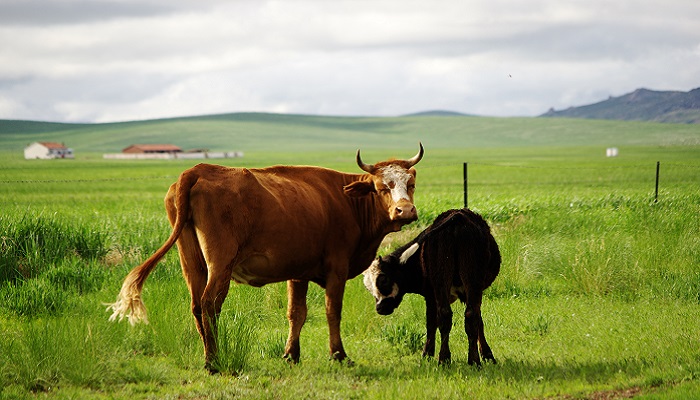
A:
[
  {"left": 456, "top": 161, "right": 700, "bottom": 208},
  {"left": 2, "top": 161, "right": 698, "bottom": 207}
]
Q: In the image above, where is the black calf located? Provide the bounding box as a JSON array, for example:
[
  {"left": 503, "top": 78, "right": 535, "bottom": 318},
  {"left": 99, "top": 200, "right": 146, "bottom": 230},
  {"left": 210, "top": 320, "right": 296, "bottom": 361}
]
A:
[{"left": 363, "top": 208, "right": 500, "bottom": 365}]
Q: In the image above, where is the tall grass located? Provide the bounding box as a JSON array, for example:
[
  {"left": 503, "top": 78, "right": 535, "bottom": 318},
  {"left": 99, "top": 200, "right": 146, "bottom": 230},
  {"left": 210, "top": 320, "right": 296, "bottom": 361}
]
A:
[
  {"left": 0, "top": 214, "right": 108, "bottom": 283},
  {"left": 0, "top": 214, "right": 111, "bottom": 317},
  {"left": 211, "top": 312, "right": 256, "bottom": 375}
]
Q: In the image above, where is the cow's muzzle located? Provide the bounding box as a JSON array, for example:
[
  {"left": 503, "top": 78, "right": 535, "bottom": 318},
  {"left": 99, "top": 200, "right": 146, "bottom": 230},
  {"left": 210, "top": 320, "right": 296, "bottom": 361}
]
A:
[{"left": 390, "top": 202, "right": 417, "bottom": 222}]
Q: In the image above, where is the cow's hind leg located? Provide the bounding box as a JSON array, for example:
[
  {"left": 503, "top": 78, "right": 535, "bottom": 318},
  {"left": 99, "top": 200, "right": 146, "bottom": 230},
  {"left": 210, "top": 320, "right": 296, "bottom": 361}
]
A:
[
  {"left": 166, "top": 192, "right": 208, "bottom": 345},
  {"left": 200, "top": 267, "right": 233, "bottom": 373},
  {"left": 177, "top": 225, "right": 208, "bottom": 345},
  {"left": 284, "top": 280, "right": 308, "bottom": 363}
]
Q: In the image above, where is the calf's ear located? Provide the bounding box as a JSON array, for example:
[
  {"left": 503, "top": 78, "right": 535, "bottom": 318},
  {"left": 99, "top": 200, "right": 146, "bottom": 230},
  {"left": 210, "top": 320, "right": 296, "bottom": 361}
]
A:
[{"left": 343, "top": 180, "right": 376, "bottom": 197}]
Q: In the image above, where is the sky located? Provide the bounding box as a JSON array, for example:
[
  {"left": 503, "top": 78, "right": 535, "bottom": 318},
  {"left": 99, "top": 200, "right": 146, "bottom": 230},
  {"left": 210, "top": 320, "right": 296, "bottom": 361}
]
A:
[{"left": 1, "top": 0, "right": 699, "bottom": 123}]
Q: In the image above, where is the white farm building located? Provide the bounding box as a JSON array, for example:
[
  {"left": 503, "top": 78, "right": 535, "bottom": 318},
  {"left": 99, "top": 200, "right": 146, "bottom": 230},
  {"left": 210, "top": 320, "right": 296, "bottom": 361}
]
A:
[{"left": 24, "top": 142, "right": 74, "bottom": 159}]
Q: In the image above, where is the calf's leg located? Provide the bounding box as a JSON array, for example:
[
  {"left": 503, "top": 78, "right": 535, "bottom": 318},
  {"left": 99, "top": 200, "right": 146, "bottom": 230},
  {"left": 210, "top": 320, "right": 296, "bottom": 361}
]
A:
[
  {"left": 437, "top": 303, "right": 453, "bottom": 364},
  {"left": 422, "top": 294, "right": 438, "bottom": 358},
  {"left": 477, "top": 311, "right": 496, "bottom": 363},
  {"left": 464, "top": 288, "right": 496, "bottom": 365},
  {"left": 463, "top": 301, "right": 481, "bottom": 366}
]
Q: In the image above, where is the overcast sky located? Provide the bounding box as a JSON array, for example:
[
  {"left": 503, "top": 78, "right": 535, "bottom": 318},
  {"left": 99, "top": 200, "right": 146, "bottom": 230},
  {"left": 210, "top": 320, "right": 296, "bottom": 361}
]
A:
[{"left": 1, "top": 0, "right": 699, "bottom": 123}]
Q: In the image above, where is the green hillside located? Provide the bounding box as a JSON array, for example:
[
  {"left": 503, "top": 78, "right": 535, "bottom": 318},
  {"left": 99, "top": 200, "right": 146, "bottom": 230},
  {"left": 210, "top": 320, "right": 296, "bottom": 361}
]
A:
[{"left": 1, "top": 112, "right": 699, "bottom": 156}]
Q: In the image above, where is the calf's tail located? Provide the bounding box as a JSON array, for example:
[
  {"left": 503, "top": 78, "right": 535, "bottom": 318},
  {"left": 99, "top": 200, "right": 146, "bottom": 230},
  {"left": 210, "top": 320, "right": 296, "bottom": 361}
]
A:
[{"left": 105, "top": 170, "right": 198, "bottom": 325}]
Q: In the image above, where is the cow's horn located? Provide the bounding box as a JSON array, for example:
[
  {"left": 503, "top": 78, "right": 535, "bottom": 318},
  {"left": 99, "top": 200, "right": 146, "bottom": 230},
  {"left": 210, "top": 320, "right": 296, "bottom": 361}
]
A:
[
  {"left": 399, "top": 243, "right": 419, "bottom": 264},
  {"left": 406, "top": 142, "right": 424, "bottom": 168},
  {"left": 356, "top": 149, "right": 375, "bottom": 173}
]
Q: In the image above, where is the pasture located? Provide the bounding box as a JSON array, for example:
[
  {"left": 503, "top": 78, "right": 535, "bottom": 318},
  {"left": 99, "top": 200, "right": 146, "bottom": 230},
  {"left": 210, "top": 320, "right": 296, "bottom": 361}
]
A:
[{"left": 1, "top": 115, "right": 699, "bottom": 399}]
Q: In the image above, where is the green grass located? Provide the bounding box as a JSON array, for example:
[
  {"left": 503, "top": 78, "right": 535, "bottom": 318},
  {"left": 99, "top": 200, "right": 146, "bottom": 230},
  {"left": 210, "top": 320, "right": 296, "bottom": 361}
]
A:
[{"left": 1, "top": 115, "right": 699, "bottom": 398}]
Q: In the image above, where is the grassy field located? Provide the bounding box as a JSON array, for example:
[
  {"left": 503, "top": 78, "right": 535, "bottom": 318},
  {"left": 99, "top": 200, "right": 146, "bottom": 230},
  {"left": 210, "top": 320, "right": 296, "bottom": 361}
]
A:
[{"left": 1, "top": 115, "right": 699, "bottom": 399}]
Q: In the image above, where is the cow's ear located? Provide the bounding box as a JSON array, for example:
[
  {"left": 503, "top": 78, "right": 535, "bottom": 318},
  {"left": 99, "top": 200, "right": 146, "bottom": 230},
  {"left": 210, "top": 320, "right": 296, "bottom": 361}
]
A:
[{"left": 343, "top": 180, "right": 376, "bottom": 197}]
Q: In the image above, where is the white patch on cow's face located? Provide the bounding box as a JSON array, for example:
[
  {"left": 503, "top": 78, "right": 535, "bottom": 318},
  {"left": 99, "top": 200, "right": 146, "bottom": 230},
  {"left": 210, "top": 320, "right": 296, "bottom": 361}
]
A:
[
  {"left": 399, "top": 243, "right": 419, "bottom": 264},
  {"left": 380, "top": 165, "right": 413, "bottom": 203},
  {"left": 363, "top": 259, "right": 399, "bottom": 301}
]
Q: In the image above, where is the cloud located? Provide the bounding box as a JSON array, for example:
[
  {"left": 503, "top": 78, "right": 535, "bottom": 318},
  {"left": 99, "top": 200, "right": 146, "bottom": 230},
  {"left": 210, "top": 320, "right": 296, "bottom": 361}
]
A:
[
  {"left": 0, "top": 0, "right": 178, "bottom": 26},
  {"left": 0, "top": 0, "right": 699, "bottom": 122}
]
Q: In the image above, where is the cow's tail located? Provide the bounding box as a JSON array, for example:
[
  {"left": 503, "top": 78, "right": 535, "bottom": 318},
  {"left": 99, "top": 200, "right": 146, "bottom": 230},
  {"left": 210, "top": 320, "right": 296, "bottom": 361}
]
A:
[{"left": 105, "top": 171, "right": 198, "bottom": 325}]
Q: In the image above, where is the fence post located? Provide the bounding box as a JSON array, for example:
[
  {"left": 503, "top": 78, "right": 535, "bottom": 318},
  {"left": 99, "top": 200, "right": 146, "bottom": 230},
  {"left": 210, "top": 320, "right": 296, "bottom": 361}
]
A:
[
  {"left": 463, "top": 162, "right": 468, "bottom": 209},
  {"left": 655, "top": 161, "right": 660, "bottom": 203}
]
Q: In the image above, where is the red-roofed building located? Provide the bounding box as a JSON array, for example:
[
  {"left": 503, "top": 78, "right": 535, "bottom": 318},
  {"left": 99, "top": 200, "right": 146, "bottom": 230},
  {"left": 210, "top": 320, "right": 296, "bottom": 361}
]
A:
[
  {"left": 122, "top": 144, "right": 182, "bottom": 154},
  {"left": 24, "top": 142, "right": 74, "bottom": 159}
]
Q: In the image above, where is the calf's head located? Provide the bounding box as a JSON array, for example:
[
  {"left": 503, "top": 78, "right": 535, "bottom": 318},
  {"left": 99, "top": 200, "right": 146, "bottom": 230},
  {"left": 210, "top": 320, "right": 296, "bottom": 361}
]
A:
[
  {"left": 344, "top": 143, "right": 423, "bottom": 229},
  {"left": 363, "top": 243, "right": 419, "bottom": 315}
]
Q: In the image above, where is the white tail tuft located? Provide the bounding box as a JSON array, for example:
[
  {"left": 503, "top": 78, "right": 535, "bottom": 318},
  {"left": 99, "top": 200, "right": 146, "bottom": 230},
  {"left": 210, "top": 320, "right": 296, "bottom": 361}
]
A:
[
  {"left": 399, "top": 243, "right": 419, "bottom": 264},
  {"left": 104, "top": 274, "right": 149, "bottom": 325}
]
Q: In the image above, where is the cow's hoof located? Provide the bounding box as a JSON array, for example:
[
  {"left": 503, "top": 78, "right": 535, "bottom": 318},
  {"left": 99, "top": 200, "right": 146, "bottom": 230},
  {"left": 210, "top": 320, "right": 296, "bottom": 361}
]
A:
[
  {"left": 283, "top": 353, "right": 300, "bottom": 364},
  {"left": 330, "top": 352, "right": 354, "bottom": 366}
]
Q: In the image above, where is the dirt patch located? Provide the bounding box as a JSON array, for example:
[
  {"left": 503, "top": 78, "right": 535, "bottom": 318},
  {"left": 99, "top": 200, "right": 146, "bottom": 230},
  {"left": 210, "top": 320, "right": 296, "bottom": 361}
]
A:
[{"left": 546, "top": 386, "right": 644, "bottom": 400}]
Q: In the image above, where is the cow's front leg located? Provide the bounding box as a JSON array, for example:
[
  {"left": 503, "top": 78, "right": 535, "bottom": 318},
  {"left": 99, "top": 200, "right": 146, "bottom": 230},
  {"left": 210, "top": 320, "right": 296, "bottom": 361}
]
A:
[
  {"left": 284, "top": 279, "right": 308, "bottom": 363},
  {"left": 325, "top": 270, "right": 349, "bottom": 363}
]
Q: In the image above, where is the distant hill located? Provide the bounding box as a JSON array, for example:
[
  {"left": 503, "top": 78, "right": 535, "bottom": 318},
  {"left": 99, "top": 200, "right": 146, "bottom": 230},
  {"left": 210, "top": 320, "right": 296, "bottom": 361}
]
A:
[
  {"left": 541, "top": 87, "right": 700, "bottom": 124},
  {"left": 2, "top": 112, "right": 699, "bottom": 156},
  {"left": 403, "top": 110, "right": 472, "bottom": 117}
]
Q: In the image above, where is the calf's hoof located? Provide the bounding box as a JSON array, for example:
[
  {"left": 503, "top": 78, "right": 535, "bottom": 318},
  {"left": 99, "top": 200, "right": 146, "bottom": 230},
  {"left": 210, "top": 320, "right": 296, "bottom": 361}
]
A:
[
  {"left": 467, "top": 358, "right": 483, "bottom": 368},
  {"left": 438, "top": 349, "right": 452, "bottom": 366},
  {"left": 438, "top": 357, "right": 452, "bottom": 366},
  {"left": 205, "top": 363, "right": 220, "bottom": 375}
]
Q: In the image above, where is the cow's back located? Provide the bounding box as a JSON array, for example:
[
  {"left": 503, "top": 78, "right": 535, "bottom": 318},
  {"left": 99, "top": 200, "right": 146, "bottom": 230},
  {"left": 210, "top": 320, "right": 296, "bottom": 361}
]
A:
[{"left": 169, "top": 163, "right": 375, "bottom": 286}]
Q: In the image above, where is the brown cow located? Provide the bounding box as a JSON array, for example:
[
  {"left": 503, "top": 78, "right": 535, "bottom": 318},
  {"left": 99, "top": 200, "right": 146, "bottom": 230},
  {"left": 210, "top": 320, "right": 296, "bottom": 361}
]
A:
[{"left": 106, "top": 144, "right": 423, "bottom": 372}]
